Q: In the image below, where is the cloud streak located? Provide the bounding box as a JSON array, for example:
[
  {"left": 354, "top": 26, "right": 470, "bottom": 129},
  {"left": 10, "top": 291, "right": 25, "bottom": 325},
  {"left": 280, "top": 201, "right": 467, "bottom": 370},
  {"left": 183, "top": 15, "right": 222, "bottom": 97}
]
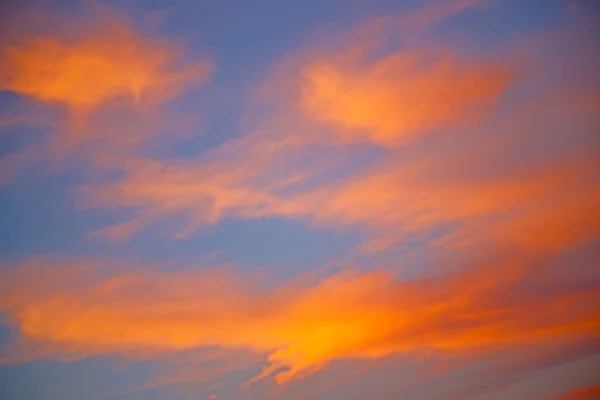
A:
[
  {"left": 558, "top": 384, "right": 600, "bottom": 400},
  {"left": 1, "top": 244, "right": 598, "bottom": 386}
]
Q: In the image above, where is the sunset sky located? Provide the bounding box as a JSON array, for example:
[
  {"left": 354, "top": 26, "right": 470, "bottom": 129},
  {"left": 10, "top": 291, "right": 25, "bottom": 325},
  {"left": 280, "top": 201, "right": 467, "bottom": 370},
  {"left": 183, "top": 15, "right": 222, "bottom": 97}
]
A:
[{"left": 0, "top": 0, "right": 599, "bottom": 399}]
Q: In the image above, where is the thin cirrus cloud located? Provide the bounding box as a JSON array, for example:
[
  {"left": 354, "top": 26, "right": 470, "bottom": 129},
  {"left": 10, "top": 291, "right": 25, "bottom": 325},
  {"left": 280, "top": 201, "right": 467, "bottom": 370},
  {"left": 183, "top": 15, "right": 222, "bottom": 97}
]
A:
[{"left": 81, "top": 131, "right": 599, "bottom": 252}]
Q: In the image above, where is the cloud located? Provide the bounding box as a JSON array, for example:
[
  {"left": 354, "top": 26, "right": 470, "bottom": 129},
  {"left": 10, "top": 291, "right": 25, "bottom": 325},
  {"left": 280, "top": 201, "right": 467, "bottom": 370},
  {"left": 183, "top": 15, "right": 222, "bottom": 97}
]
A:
[
  {"left": 0, "top": 4, "right": 213, "bottom": 182},
  {"left": 53, "top": 18, "right": 600, "bottom": 389},
  {"left": 396, "top": 0, "right": 485, "bottom": 27},
  {"left": 110, "top": 347, "right": 261, "bottom": 399},
  {"left": 0, "top": 5, "right": 212, "bottom": 115},
  {"left": 79, "top": 156, "right": 305, "bottom": 241},
  {"left": 0, "top": 1, "right": 597, "bottom": 400},
  {"left": 307, "top": 145, "right": 599, "bottom": 254},
  {"left": 558, "top": 384, "right": 600, "bottom": 400},
  {"left": 82, "top": 95, "right": 599, "bottom": 257},
  {"left": 0, "top": 247, "right": 598, "bottom": 385},
  {"left": 436, "top": 337, "right": 600, "bottom": 400},
  {"left": 300, "top": 51, "right": 510, "bottom": 146},
  {"left": 245, "top": 0, "right": 511, "bottom": 148},
  {"left": 78, "top": 20, "right": 513, "bottom": 238},
  {"left": 78, "top": 12, "right": 599, "bottom": 258}
]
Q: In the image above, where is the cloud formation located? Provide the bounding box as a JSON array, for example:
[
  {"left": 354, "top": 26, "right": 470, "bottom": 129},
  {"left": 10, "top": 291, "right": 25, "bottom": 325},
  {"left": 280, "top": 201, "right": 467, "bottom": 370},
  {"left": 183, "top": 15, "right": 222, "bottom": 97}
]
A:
[
  {"left": 80, "top": 12, "right": 599, "bottom": 256},
  {"left": 0, "top": 4, "right": 213, "bottom": 183},
  {"left": 300, "top": 51, "right": 510, "bottom": 146},
  {"left": 0, "top": 6, "right": 212, "bottom": 114},
  {"left": 1, "top": 245, "right": 598, "bottom": 385},
  {"left": 559, "top": 384, "right": 600, "bottom": 400},
  {"left": 0, "top": 1, "right": 599, "bottom": 399}
]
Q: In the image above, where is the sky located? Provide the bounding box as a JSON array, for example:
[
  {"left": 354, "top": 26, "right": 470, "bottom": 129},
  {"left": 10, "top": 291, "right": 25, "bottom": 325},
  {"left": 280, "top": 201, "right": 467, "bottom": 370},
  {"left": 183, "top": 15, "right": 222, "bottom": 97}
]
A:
[{"left": 0, "top": 0, "right": 599, "bottom": 399}]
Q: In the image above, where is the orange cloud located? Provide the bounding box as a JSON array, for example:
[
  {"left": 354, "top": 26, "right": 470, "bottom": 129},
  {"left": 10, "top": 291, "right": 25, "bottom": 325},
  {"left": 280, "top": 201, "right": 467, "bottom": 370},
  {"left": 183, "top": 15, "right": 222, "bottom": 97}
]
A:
[
  {"left": 300, "top": 52, "right": 510, "bottom": 146},
  {"left": 304, "top": 145, "right": 600, "bottom": 254},
  {"left": 80, "top": 17, "right": 599, "bottom": 258},
  {"left": 78, "top": 130, "right": 334, "bottom": 239},
  {"left": 79, "top": 156, "right": 303, "bottom": 241},
  {"left": 0, "top": 2, "right": 597, "bottom": 398},
  {"left": 83, "top": 122, "right": 599, "bottom": 257},
  {"left": 0, "top": 5, "right": 212, "bottom": 183},
  {"left": 0, "top": 7, "right": 212, "bottom": 115},
  {"left": 78, "top": 45, "right": 513, "bottom": 238},
  {"left": 1, "top": 251, "right": 598, "bottom": 385},
  {"left": 66, "top": 42, "right": 599, "bottom": 385},
  {"left": 246, "top": 1, "right": 511, "bottom": 149},
  {"left": 558, "top": 384, "right": 600, "bottom": 400}
]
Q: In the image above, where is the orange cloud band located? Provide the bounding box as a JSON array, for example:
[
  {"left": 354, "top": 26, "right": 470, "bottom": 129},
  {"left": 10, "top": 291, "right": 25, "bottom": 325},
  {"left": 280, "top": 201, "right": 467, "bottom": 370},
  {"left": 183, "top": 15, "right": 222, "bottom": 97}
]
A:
[
  {"left": 558, "top": 384, "right": 600, "bottom": 400},
  {"left": 1, "top": 253, "right": 598, "bottom": 384}
]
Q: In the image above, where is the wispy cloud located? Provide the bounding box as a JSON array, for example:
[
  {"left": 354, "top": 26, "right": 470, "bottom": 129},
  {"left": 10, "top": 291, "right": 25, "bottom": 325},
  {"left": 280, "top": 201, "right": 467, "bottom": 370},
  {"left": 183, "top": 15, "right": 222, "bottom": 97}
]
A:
[
  {"left": 81, "top": 13, "right": 598, "bottom": 256},
  {"left": 0, "top": 3, "right": 212, "bottom": 181},
  {"left": 0, "top": 5, "right": 212, "bottom": 115},
  {"left": 0, "top": 1, "right": 599, "bottom": 399},
  {"left": 300, "top": 50, "right": 510, "bottom": 146},
  {"left": 0, "top": 247, "right": 598, "bottom": 385}
]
